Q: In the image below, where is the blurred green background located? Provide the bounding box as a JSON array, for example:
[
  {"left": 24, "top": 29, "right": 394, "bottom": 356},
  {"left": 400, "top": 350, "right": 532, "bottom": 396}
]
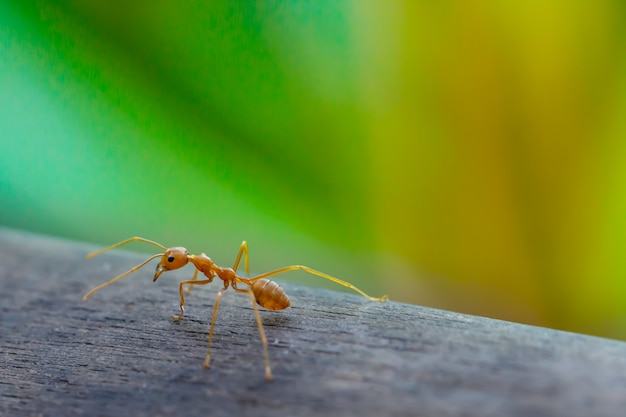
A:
[{"left": 2, "top": 1, "right": 626, "bottom": 340}]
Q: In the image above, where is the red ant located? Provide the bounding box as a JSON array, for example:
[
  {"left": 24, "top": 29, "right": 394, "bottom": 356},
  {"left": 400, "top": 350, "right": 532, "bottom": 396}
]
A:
[{"left": 83, "top": 237, "right": 388, "bottom": 380}]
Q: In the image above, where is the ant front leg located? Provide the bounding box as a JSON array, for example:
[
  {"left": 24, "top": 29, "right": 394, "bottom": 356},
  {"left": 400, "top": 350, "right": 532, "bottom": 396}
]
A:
[
  {"left": 183, "top": 268, "right": 200, "bottom": 295},
  {"left": 173, "top": 276, "right": 213, "bottom": 321}
]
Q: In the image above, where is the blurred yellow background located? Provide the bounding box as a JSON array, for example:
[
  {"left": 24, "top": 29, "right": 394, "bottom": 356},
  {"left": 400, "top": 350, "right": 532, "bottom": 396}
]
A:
[{"left": 1, "top": 1, "right": 625, "bottom": 339}]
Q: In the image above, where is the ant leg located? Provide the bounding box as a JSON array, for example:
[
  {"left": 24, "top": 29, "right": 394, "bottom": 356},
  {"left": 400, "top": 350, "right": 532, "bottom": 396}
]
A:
[
  {"left": 172, "top": 277, "right": 213, "bottom": 321},
  {"left": 233, "top": 283, "right": 273, "bottom": 381},
  {"left": 203, "top": 286, "right": 228, "bottom": 370},
  {"left": 232, "top": 241, "right": 249, "bottom": 276},
  {"left": 183, "top": 268, "right": 200, "bottom": 295},
  {"left": 248, "top": 265, "right": 388, "bottom": 302}
]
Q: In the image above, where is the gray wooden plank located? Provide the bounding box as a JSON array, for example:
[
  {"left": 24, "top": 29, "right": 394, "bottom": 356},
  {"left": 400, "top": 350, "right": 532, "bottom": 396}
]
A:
[{"left": 1, "top": 227, "right": 625, "bottom": 417}]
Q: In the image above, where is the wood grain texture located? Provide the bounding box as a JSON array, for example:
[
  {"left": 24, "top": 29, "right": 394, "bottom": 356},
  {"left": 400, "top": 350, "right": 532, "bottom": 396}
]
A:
[{"left": 1, "top": 227, "right": 625, "bottom": 417}]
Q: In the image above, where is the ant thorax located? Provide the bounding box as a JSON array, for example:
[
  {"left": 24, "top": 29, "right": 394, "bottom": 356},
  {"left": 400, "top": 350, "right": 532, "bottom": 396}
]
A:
[{"left": 189, "top": 253, "right": 217, "bottom": 278}]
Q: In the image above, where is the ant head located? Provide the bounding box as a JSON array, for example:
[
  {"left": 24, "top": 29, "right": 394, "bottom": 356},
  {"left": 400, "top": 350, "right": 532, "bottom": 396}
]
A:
[{"left": 154, "top": 246, "right": 189, "bottom": 281}]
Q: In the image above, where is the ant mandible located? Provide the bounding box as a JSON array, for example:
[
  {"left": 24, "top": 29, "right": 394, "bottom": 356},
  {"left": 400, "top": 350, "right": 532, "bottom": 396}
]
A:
[{"left": 82, "top": 237, "right": 388, "bottom": 380}]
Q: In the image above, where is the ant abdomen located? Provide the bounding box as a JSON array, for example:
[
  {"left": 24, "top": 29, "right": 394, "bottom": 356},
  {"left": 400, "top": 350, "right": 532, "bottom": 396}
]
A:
[{"left": 251, "top": 279, "right": 290, "bottom": 311}]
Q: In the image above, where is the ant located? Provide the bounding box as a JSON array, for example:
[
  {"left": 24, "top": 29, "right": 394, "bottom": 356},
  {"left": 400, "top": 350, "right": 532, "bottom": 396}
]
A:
[{"left": 83, "top": 237, "right": 388, "bottom": 380}]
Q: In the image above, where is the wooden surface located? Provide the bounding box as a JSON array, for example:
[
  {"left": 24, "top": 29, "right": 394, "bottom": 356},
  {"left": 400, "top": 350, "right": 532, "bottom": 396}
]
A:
[{"left": 1, "top": 227, "right": 626, "bottom": 417}]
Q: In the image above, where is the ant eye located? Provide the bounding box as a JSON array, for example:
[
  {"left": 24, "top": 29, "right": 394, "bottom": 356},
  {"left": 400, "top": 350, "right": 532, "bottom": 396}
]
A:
[{"left": 168, "top": 256, "right": 175, "bottom": 263}]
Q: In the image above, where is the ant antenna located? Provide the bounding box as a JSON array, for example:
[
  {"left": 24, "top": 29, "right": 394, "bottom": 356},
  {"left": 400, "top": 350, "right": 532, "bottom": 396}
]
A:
[{"left": 83, "top": 237, "right": 167, "bottom": 301}]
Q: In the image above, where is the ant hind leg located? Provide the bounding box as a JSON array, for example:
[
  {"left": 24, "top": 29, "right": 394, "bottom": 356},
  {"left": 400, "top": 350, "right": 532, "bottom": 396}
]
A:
[{"left": 232, "top": 283, "right": 273, "bottom": 381}]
